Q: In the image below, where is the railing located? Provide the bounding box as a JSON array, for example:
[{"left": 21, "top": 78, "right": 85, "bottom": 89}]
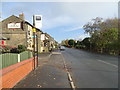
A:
[{"left": 0, "top": 51, "right": 33, "bottom": 69}]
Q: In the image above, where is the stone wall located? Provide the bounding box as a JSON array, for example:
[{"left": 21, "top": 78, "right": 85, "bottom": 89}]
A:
[
  {"left": 1, "top": 15, "right": 27, "bottom": 47},
  {"left": 2, "top": 15, "right": 25, "bottom": 32},
  {"left": 2, "top": 33, "right": 26, "bottom": 47}
]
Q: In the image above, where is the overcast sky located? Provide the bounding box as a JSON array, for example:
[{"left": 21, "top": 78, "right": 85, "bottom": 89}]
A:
[{"left": 1, "top": 1, "right": 118, "bottom": 42}]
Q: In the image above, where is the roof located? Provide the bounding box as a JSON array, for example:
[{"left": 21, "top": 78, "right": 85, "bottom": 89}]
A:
[
  {"left": 1, "top": 15, "right": 23, "bottom": 22},
  {"left": 24, "top": 21, "right": 43, "bottom": 32},
  {"left": 1, "top": 15, "right": 43, "bottom": 33},
  {"left": 44, "top": 33, "right": 55, "bottom": 40}
]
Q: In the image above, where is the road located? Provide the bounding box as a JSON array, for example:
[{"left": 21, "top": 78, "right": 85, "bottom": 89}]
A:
[
  {"left": 14, "top": 48, "right": 118, "bottom": 88},
  {"left": 61, "top": 47, "right": 118, "bottom": 88}
]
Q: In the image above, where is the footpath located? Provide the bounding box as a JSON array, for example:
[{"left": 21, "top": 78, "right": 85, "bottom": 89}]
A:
[{"left": 13, "top": 51, "right": 70, "bottom": 88}]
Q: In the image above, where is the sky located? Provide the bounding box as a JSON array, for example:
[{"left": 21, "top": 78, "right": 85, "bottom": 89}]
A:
[{"left": 1, "top": 1, "right": 118, "bottom": 43}]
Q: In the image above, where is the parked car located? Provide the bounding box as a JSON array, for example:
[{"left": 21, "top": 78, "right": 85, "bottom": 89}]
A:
[{"left": 60, "top": 46, "right": 65, "bottom": 51}]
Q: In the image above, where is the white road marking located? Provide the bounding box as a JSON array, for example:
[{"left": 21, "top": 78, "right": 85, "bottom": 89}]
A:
[
  {"left": 98, "top": 60, "right": 118, "bottom": 68},
  {"left": 71, "top": 82, "right": 76, "bottom": 90},
  {"left": 67, "top": 72, "right": 72, "bottom": 81},
  {"left": 61, "top": 53, "right": 76, "bottom": 90}
]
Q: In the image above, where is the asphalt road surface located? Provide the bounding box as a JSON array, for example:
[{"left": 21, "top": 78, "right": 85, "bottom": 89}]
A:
[{"left": 61, "top": 47, "right": 118, "bottom": 88}]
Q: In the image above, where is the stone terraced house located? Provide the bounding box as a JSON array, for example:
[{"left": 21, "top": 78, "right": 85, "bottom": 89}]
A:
[{"left": 0, "top": 13, "right": 43, "bottom": 52}]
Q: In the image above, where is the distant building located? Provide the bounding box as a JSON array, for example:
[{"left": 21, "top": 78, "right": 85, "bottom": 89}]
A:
[{"left": 40, "top": 33, "right": 57, "bottom": 52}]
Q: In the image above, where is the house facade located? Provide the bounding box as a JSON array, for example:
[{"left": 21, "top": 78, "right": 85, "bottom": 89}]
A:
[
  {"left": 1, "top": 14, "right": 43, "bottom": 52},
  {"left": 1, "top": 13, "right": 58, "bottom": 53},
  {"left": 1, "top": 14, "right": 28, "bottom": 48},
  {"left": 40, "top": 33, "right": 57, "bottom": 52}
]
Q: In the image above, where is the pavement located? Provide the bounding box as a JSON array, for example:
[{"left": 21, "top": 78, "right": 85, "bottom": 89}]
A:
[{"left": 14, "top": 50, "right": 71, "bottom": 88}]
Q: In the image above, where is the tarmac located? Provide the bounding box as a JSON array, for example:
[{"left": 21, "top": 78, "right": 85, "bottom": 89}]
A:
[{"left": 13, "top": 50, "right": 71, "bottom": 88}]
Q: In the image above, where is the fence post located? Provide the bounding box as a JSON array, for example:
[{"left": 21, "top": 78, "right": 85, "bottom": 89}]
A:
[{"left": 18, "top": 54, "right": 20, "bottom": 62}]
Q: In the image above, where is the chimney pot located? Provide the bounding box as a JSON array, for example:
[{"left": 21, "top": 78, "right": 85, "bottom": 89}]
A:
[{"left": 19, "top": 13, "right": 24, "bottom": 20}]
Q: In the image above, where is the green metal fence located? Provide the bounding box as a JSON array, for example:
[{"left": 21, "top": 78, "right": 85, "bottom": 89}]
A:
[
  {"left": 0, "top": 53, "right": 18, "bottom": 69},
  {"left": 0, "top": 51, "right": 33, "bottom": 69},
  {"left": 20, "top": 51, "right": 33, "bottom": 61}
]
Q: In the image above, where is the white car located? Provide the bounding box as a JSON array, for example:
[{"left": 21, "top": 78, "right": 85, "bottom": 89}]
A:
[{"left": 60, "top": 46, "right": 65, "bottom": 51}]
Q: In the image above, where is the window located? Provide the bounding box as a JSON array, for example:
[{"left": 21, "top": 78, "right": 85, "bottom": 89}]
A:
[{"left": 28, "top": 31, "right": 30, "bottom": 35}]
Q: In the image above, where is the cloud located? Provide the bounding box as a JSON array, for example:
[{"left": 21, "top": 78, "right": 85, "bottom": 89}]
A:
[
  {"left": 42, "top": 2, "right": 118, "bottom": 31},
  {"left": 2, "top": 2, "right": 118, "bottom": 31},
  {"left": 64, "top": 26, "right": 83, "bottom": 32},
  {"left": 74, "top": 34, "right": 90, "bottom": 41},
  {"left": 42, "top": 16, "right": 73, "bottom": 30}
]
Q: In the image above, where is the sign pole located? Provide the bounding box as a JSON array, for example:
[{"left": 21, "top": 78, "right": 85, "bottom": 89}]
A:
[
  {"left": 36, "top": 35, "right": 38, "bottom": 67},
  {"left": 33, "top": 15, "right": 42, "bottom": 69},
  {"left": 32, "top": 28, "right": 36, "bottom": 70}
]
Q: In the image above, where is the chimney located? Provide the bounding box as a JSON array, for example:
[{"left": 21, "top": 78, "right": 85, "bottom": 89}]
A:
[{"left": 19, "top": 13, "right": 24, "bottom": 20}]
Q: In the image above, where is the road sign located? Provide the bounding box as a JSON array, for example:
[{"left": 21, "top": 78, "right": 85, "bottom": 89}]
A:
[
  {"left": 33, "top": 15, "right": 42, "bottom": 29},
  {"left": 32, "top": 28, "right": 36, "bottom": 32},
  {"left": 32, "top": 35, "right": 36, "bottom": 38},
  {"left": 8, "top": 23, "right": 21, "bottom": 28}
]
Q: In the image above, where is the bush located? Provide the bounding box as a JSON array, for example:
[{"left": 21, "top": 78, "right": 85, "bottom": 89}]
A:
[
  {"left": 75, "top": 45, "right": 85, "bottom": 49},
  {"left": 2, "top": 46, "right": 12, "bottom": 53},
  {"left": 75, "top": 45, "right": 81, "bottom": 49},
  {"left": 10, "top": 48, "right": 19, "bottom": 53},
  {"left": 18, "top": 45, "right": 26, "bottom": 53}
]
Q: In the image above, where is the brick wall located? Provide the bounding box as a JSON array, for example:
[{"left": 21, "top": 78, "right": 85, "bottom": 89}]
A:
[{"left": 0, "top": 57, "right": 34, "bottom": 89}]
